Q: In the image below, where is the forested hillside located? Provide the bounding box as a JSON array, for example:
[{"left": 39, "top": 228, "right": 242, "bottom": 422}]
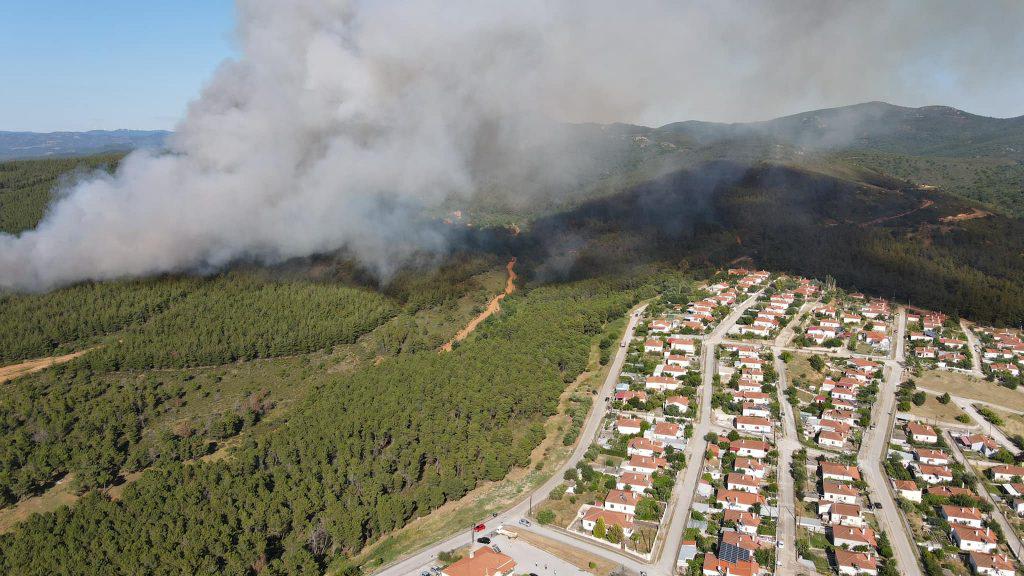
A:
[
  {"left": 85, "top": 277, "right": 396, "bottom": 370},
  {"left": 0, "top": 154, "right": 123, "bottom": 234},
  {"left": 512, "top": 160, "right": 1024, "bottom": 325},
  {"left": 0, "top": 279, "right": 192, "bottom": 362},
  {"left": 0, "top": 276, "right": 645, "bottom": 575}
]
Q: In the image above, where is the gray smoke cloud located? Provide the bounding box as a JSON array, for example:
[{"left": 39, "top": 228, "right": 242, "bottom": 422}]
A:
[{"left": 2, "top": 0, "right": 1022, "bottom": 291}]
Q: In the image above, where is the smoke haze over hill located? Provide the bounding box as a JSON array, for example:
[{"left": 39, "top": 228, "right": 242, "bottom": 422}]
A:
[{"left": 2, "top": 0, "right": 1023, "bottom": 291}]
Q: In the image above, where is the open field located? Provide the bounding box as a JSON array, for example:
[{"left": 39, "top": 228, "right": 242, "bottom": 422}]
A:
[
  {"left": 786, "top": 352, "right": 821, "bottom": 387},
  {"left": 989, "top": 408, "right": 1024, "bottom": 439},
  {"left": 917, "top": 370, "right": 1024, "bottom": 412},
  {"left": 0, "top": 475, "right": 78, "bottom": 534},
  {"left": 909, "top": 393, "right": 970, "bottom": 425}
]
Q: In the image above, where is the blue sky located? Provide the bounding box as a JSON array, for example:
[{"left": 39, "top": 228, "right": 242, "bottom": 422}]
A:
[{"left": 0, "top": 1, "right": 236, "bottom": 132}]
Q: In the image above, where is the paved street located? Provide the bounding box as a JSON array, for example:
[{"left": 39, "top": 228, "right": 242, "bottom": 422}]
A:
[
  {"left": 651, "top": 291, "right": 764, "bottom": 575},
  {"left": 943, "top": 430, "right": 1024, "bottom": 563},
  {"left": 959, "top": 319, "right": 985, "bottom": 377},
  {"left": 857, "top": 307, "right": 922, "bottom": 576},
  {"left": 772, "top": 347, "right": 801, "bottom": 575}
]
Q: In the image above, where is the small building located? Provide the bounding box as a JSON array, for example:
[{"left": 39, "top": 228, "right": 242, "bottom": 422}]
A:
[
  {"left": 912, "top": 463, "right": 953, "bottom": 485},
  {"left": 834, "top": 550, "right": 877, "bottom": 576},
  {"left": 914, "top": 448, "right": 950, "bottom": 466},
  {"left": 441, "top": 547, "right": 517, "bottom": 576},
  {"left": 951, "top": 525, "right": 998, "bottom": 553},
  {"left": 968, "top": 551, "right": 1016, "bottom": 576},
  {"left": 941, "top": 505, "right": 984, "bottom": 529},
  {"left": 818, "top": 430, "right": 847, "bottom": 448},
  {"left": 616, "top": 472, "right": 651, "bottom": 494},
  {"left": 821, "top": 463, "right": 861, "bottom": 483},
  {"left": 729, "top": 439, "right": 770, "bottom": 459},
  {"left": 821, "top": 483, "right": 859, "bottom": 505},
  {"left": 831, "top": 525, "right": 877, "bottom": 549},
  {"left": 616, "top": 418, "right": 643, "bottom": 435},
  {"left": 893, "top": 480, "right": 922, "bottom": 503},
  {"left": 604, "top": 489, "right": 641, "bottom": 515},
  {"left": 905, "top": 422, "right": 938, "bottom": 444},
  {"left": 581, "top": 507, "right": 634, "bottom": 538},
  {"left": 989, "top": 464, "right": 1024, "bottom": 482},
  {"left": 716, "top": 489, "right": 765, "bottom": 512},
  {"left": 725, "top": 473, "right": 762, "bottom": 495},
  {"left": 734, "top": 416, "right": 772, "bottom": 435}
]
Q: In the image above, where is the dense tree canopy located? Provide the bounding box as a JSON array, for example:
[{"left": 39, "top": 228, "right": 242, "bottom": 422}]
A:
[{"left": 0, "top": 277, "right": 643, "bottom": 575}]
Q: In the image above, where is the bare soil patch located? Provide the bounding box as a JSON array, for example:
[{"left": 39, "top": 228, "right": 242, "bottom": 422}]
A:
[
  {"left": 0, "top": 349, "right": 94, "bottom": 383},
  {"left": 517, "top": 528, "right": 618, "bottom": 575},
  {"left": 917, "top": 370, "right": 1024, "bottom": 412},
  {"left": 440, "top": 258, "right": 517, "bottom": 351},
  {"left": 0, "top": 475, "right": 78, "bottom": 534},
  {"left": 909, "top": 393, "right": 969, "bottom": 425}
]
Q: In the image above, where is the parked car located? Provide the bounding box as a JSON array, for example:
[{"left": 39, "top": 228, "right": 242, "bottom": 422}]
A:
[
  {"left": 518, "top": 518, "right": 531, "bottom": 527},
  {"left": 473, "top": 523, "right": 486, "bottom": 532},
  {"left": 476, "top": 537, "right": 491, "bottom": 544},
  {"left": 873, "top": 502, "right": 882, "bottom": 509},
  {"left": 491, "top": 546, "right": 501, "bottom": 554}
]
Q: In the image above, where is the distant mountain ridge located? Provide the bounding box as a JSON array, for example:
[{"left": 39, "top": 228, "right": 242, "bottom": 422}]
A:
[
  {"left": 656, "top": 101, "right": 1024, "bottom": 158},
  {"left": 0, "top": 129, "right": 170, "bottom": 161}
]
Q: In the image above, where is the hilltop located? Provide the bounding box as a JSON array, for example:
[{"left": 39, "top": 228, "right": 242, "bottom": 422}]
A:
[{"left": 0, "top": 130, "right": 169, "bottom": 161}]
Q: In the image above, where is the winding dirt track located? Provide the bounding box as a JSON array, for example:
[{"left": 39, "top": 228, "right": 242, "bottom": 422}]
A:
[
  {"left": 859, "top": 198, "right": 934, "bottom": 227},
  {"left": 439, "top": 258, "right": 517, "bottom": 352},
  {"left": 0, "top": 349, "right": 93, "bottom": 384}
]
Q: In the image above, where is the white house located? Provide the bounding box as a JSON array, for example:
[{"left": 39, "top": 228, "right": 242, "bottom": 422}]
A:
[
  {"left": 906, "top": 422, "right": 938, "bottom": 444},
  {"left": 734, "top": 457, "right": 767, "bottom": 479},
  {"left": 668, "top": 337, "right": 697, "bottom": 353},
  {"left": 941, "top": 505, "right": 984, "bottom": 529},
  {"left": 716, "top": 489, "right": 764, "bottom": 512},
  {"left": 914, "top": 448, "right": 950, "bottom": 466},
  {"left": 725, "top": 473, "right": 762, "bottom": 494},
  {"left": 828, "top": 502, "right": 864, "bottom": 528},
  {"left": 821, "top": 463, "right": 861, "bottom": 483},
  {"left": 627, "top": 437, "right": 665, "bottom": 458},
  {"left": 951, "top": 525, "right": 998, "bottom": 553},
  {"left": 990, "top": 465, "right": 1024, "bottom": 482},
  {"left": 818, "top": 430, "right": 846, "bottom": 448},
  {"left": 616, "top": 418, "right": 643, "bottom": 435},
  {"left": 822, "top": 483, "right": 859, "bottom": 505},
  {"left": 734, "top": 416, "right": 772, "bottom": 435},
  {"left": 892, "top": 480, "right": 922, "bottom": 503},
  {"left": 645, "top": 376, "right": 680, "bottom": 392},
  {"left": 912, "top": 463, "right": 953, "bottom": 485},
  {"left": 968, "top": 551, "right": 1016, "bottom": 576},
  {"left": 616, "top": 472, "right": 651, "bottom": 494},
  {"left": 581, "top": 507, "right": 634, "bottom": 538},
  {"left": 741, "top": 403, "right": 771, "bottom": 419},
  {"left": 831, "top": 525, "right": 877, "bottom": 549},
  {"left": 665, "top": 395, "right": 690, "bottom": 414},
  {"left": 730, "top": 440, "right": 770, "bottom": 459},
  {"left": 648, "top": 421, "right": 682, "bottom": 442},
  {"left": 834, "top": 550, "right": 877, "bottom": 576},
  {"left": 643, "top": 340, "right": 664, "bottom": 354},
  {"left": 604, "top": 489, "right": 640, "bottom": 515}
]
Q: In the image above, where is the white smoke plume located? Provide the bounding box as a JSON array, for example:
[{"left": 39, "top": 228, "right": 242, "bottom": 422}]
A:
[{"left": 2, "top": 0, "right": 1022, "bottom": 291}]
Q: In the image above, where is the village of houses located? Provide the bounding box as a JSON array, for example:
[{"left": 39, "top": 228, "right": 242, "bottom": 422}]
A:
[{"left": 412, "top": 268, "right": 1024, "bottom": 576}]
